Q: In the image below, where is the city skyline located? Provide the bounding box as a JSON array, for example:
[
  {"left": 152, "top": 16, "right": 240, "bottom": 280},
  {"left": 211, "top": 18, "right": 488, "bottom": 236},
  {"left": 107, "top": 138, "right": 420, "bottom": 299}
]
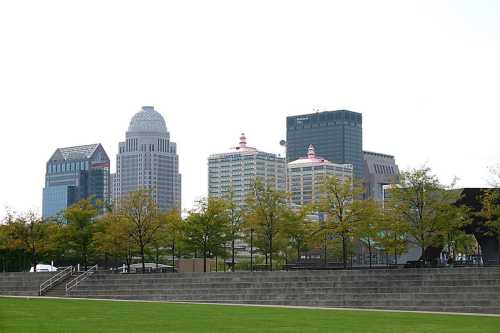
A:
[
  {"left": 1, "top": 1, "right": 500, "bottom": 217},
  {"left": 0, "top": 101, "right": 497, "bottom": 216}
]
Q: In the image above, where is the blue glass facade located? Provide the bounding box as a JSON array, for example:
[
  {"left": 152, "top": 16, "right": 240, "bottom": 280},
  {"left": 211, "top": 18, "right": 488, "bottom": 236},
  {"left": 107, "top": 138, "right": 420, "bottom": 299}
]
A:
[
  {"left": 286, "top": 110, "right": 363, "bottom": 180},
  {"left": 42, "top": 144, "right": 110, "bottom": 219},
  {"left": 42, "top": 185, "right": 77, "bottom": 218}
]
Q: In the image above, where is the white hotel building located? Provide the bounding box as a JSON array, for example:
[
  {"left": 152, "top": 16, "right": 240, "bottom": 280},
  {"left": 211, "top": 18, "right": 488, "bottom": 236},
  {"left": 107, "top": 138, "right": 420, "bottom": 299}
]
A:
[
  {"left": 208, "top": 134, "right": 286, "bottom": 206},
  {"left": 288, "top": 145, "right": 353, "bottom": 206}
]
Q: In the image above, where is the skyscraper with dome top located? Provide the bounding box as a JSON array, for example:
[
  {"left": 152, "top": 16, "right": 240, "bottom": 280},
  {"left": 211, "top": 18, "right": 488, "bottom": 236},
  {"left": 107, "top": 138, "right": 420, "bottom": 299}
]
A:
[{"left": 113, "top": 106, "right": 181, "bottom": 211}]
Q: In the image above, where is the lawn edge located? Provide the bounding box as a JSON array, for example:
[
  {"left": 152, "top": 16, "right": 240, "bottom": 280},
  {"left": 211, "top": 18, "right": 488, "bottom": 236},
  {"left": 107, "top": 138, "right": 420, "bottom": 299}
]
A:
[{"left": 1, "top": 295, "right": 500, "bottom": 318}]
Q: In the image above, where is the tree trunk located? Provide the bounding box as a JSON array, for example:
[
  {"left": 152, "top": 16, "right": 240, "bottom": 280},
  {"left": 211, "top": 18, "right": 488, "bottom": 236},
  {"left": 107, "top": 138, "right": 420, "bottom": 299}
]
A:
[
  {"left": 171, "top": 240, "right": 175, "bottom": 269},
  {"left": 323, "top": 235, "right": 327, "bottom": 266},
  {"left": 203, "top": 244, "right": 207, "bottom": 273},
  {"left": 342, "top": 235, "right": 347, "bottom": 269},
  {"left": 155, "top": 247, "right": 159, "bottom": 269},
  {"left": 127, "top": 247, "right": 131, "bottom": 273},
  {"left": 250, "top": 229, "right": 253, "bottom": 272},
  {"left": 32, "top": 247, "right": 37, "bottom": 273},
  {"left": 421, "top": 233, "right": 426, "bottom": 263},
  {"left": 497, "top": 236, "right": 500, "bottom": 261},
  {"left": 368, "top": 241, "right": 372, "bottom": 269},
  {"left": 83, "top": 244, "right": 89, "bottom": 271},
  {"left": 140, "top": 245, "right": 146, "bottom": 273},
  {"left": 269, "top": 237, "right": 273, "bottom": 271},
  {"left": 231, "top": 239, "right": 235, "bottom": 272}
]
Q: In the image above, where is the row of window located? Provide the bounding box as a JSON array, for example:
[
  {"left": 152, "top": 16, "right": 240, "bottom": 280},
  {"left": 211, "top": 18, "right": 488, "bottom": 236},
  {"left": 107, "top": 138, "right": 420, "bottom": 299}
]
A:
[
  {"left": 48, "top": 160, "right": 89, "bottom": 174},
  {"left": 373, "top": 164, "right": 396, "bottom": 175}
]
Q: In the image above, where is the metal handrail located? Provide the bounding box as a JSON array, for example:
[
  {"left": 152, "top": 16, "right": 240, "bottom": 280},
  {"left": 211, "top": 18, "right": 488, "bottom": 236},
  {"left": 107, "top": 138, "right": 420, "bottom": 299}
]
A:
[
  {"left": 39, "top": 266, "right": 74, "bottom": 296},
  {"left": 65, "top": 264, "right": 98, "bottom": 296}
]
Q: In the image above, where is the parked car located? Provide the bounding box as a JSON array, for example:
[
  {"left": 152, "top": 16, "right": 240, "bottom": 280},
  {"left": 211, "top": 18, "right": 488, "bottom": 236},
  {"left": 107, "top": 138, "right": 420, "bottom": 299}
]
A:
[{"left": 30, "top": 264, "right": 58, "bottom": 272}]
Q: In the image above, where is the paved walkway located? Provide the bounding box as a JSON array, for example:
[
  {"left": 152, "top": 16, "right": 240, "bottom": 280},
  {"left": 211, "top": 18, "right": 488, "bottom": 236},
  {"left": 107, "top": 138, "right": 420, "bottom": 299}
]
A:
[{"left": 2, "top": 295, "right": 500, "bottom": 318}]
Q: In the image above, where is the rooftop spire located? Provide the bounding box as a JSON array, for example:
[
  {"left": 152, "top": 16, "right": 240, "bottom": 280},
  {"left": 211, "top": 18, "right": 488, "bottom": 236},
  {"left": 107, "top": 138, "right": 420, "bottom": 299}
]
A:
[
  {"left": 239, "top": 133, "right": 247, "bottom": 148},
  {"left": 307, "top": 144, "right": 316, "bottom": 159}
]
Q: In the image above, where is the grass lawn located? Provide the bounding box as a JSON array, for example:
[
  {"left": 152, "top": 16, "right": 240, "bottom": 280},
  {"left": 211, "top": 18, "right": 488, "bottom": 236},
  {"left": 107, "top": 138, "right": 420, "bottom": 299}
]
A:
[{"left": 1, "top": 297, "right": 500, "bottom": 333}]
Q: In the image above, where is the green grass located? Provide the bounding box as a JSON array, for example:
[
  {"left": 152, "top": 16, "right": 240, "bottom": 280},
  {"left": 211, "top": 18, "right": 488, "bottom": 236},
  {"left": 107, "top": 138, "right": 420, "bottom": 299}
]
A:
[{"left": 1, "top": 297, "right": 500, "bottom": 333}]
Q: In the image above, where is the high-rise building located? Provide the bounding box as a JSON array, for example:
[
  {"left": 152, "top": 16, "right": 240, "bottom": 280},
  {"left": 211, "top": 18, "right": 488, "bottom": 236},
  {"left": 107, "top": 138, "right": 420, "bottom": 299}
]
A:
[
  {"left": 114, "top": 106, "right": 181, "bottom": 212},
  {"left": 288, "top": 145, "right": 353, "bottom": 206},
  {"left": 363, "top": 151, "right": 399, "bottom": 203},
  {"left": 208, "top": 134, "right": 286, "bottom": 206},
  {"left": 42, "top": 143, "right": 110, "bottom": 218},
  {"left": 286, "top": 110, "right": 363, "bottom": 180}
]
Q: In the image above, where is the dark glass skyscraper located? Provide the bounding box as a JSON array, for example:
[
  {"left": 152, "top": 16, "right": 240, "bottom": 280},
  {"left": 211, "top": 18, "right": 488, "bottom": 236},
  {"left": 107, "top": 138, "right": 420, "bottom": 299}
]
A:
[
  {"left": 286, "top": 110, "right": 363, "bottom": 179},
  {"left": 42, "top": 143, "right": 110, "bottom": 218}
]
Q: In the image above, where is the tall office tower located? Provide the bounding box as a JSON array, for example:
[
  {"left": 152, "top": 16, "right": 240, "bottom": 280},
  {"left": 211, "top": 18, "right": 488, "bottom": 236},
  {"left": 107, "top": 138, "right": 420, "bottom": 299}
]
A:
[
  {"left": 208, "top": 133, "right": 286, "bottom": 206},
  {"left": 286, "top": 110, "right": 363, "bottom": 180},
  {"left": 288, "top": 145, "right": 353, "bottom": 206},
  {"left": 363, "top": 151, "right": 399, "bottom": 203},
  {"left": 42, "top": 144, "right": 110, "bottom": 218},
  {"left": 114, "top": 106, "right": 181, "bottom": 212}
]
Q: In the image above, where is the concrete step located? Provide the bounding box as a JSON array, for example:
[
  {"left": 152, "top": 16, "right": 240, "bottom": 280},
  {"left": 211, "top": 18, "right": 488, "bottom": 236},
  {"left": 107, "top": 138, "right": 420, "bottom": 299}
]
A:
[
  {"left": 63, "top": 268, "right": 500, "bottom": 314},
  {"left": 87, "top": 268, "right": 500, "bottom": 278},
  {"left": 74, "top": 279, "right": 500, "bottom": 291},
  {"left": 82, "top": 275, "right": 500, "bottom": 286},
  {"left": 68, "top": 285, "right": 500, "bottom": 296}
]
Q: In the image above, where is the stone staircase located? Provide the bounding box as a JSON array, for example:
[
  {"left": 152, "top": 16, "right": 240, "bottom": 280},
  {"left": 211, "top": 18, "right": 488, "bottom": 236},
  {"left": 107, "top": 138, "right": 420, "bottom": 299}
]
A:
[
  {"left": 43, "top": 274, "right": 76, "bottom": 297},
  {"left": 0, "top": 272, "right": 56, "bottom": 296},
  {"left": 66, "top": 267, "right": 500, "bottom": 314}
]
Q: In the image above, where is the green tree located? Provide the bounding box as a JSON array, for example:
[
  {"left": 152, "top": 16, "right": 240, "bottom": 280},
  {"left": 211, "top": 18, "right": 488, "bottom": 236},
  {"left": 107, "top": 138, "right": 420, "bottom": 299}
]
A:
[
  {"left": 316, "top": 175, "right": 363, "bottom": 269},
  {"left": 0, "top": 224, "right": 7, "bottom": 272},
  {"left": 150, "top": 214, "right": 170, "bottom": 269},
  {"left": 4, "top": 210, "right": 50, "bottom": 271},
  {"left": 225, "top": 190, "right": 243, "bottom": 270},
  {"left": 283, "top": 205, "right": 315, "bottom": 263},
  {"left": 119, "top": 190, "right": 161, "bottom": 272},
  {"left": 160, "top": 209, "right": 184, "bottom": 269},
  {"left": 353, "top": 199, "right": 383, "bottom": 268},
  {"left": 94, "top": 213, "right": 135, "bottom": 271},
  {"left": 385, "top": 167, "right": 462, "bottom": 261},
  {"left": 478, "top": 189, "right": 500, "bottom": 259},
  {"left": 64, "top": 199, "right": 99, "bottom": 270},
  {"left": 0, "top": 223, "right": 7, "bottom": 251},
  {"left": 183, "top": 198, "right": 229, "bottom": 272},
  {"left": 244, "top": 179, "right": 289, "bottom": 271},
  {"left": 376, "top": 213, "right": 409, "bottom": 265}
]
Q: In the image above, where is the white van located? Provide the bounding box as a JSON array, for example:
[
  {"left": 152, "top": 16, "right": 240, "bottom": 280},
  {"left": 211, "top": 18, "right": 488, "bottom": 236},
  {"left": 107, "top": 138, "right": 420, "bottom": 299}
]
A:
[{"left": 29, "top": 264, "right": 58, "bottom": 272}]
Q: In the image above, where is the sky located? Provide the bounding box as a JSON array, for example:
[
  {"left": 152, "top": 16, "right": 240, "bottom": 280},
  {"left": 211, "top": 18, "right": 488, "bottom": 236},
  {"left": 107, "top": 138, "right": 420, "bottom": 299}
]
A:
[{"left": 1, "top": 0, "right": 500, "bottom": 217}]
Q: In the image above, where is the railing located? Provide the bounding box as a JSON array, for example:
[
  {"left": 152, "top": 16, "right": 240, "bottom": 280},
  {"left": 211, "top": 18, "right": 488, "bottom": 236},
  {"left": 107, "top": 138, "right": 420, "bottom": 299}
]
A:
[
  {"left": 65, "top": 264, "right": 98, "bottom": 296},
  {"left": 39, "top": 266, "right": 73, "bottom": 296}
]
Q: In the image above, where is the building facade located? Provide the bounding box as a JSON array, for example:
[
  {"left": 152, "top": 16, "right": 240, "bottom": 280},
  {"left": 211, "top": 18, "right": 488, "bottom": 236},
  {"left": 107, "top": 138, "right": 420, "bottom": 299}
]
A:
[
  {"left": 288, "top": 145, "right": 353, "bottom": 206},
  {"left": 363, "top": 151, "right": 399, "bottom": 203},
  {"left": 208, "top": 134, "right": 286, "bottom": 207},
  {"left": 286, "top": 110, "right": 363, "bottom": 180},
  {"left": 113, "top": 106, "right": 181, "bottom": 212},
  {"left": 42, "top": 143, "right": 110, "bottom": 218}
]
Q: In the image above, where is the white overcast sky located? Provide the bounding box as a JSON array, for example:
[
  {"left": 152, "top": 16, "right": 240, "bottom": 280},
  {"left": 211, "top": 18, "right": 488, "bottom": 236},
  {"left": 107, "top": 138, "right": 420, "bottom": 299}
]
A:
[{"left": 1, "top": 1, "right": 499, "bottom": 217}]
